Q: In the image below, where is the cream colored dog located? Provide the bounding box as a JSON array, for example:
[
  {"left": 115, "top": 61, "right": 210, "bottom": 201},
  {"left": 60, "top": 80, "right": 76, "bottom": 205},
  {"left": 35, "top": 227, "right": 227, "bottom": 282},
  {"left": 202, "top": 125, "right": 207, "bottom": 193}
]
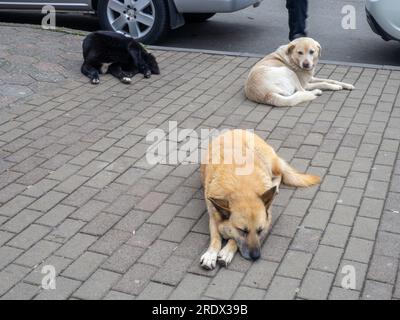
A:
[
  {"left": 245, "top": 37, "right": 355, "bottom": 107},
  {"left": 200, "top": 129, "right": 321, "bottom": 270}
]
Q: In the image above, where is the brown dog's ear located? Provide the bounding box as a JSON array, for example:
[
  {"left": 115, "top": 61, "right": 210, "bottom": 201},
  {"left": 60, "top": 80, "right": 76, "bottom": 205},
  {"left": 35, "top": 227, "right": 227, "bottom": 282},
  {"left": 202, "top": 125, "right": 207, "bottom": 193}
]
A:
[
  {"left": 261, "top": 186, "right": 277, "bottom": 209},
  {"left": 209, "top": 198, "right": 231, "bottom": 220}
]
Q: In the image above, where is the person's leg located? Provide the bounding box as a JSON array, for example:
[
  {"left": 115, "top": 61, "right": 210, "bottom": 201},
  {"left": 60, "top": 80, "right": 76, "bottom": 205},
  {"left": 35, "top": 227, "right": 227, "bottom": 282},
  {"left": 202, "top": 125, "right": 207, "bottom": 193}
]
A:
[{"left": 286, "top": 0, "right": 308, "bottom": 41}]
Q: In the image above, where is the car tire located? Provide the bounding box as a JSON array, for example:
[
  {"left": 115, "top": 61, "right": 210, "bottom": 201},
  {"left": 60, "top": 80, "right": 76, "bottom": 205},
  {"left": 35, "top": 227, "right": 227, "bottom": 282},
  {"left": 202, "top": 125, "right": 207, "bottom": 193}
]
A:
[
  {"left": 183, "top": 13, "right": 216, "bottom": 23},
  {"left": 98, "top": 0, "right": 169, "bottom": 44}
]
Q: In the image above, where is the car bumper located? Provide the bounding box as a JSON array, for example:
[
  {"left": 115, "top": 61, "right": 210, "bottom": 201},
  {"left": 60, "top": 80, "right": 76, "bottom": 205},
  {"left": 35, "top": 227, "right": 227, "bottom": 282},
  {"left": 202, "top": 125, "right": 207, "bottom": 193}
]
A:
[
  {"left": 174, "top": 0, "right": 263, "bottom": 13},
  {"left": 365, "top": 0, "right": 400, "bottom": 41}
]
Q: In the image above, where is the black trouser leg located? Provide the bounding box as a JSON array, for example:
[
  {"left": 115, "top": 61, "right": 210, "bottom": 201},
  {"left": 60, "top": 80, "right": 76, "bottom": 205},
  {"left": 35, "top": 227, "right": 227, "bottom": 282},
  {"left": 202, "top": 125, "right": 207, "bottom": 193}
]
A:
[
  {"left": 286, "top": 0, "right": 308, "bottom": 41},
  {"left": 81, "top": 61, "right": 100, "bottom": 84}
]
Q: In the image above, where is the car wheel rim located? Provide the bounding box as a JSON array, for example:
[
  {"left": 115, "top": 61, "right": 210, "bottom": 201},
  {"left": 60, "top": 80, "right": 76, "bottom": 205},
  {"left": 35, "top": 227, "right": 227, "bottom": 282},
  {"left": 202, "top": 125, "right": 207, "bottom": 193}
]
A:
[{"left": 107, "top": 0, "right": 155, "bottom": 39}]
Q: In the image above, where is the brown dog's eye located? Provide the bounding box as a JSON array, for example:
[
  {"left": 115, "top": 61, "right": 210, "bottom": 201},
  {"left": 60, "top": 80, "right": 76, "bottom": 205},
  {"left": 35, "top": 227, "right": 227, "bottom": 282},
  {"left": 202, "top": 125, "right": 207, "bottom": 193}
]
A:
[
  {"left": 257, "top": 228, "right": 262, "bottom": 235},
  {"left": 239, "top": 228, "right": 248, "bottom": 235},
  {"left": 298, "top": 51, "right": 304, "bottom": 55}
]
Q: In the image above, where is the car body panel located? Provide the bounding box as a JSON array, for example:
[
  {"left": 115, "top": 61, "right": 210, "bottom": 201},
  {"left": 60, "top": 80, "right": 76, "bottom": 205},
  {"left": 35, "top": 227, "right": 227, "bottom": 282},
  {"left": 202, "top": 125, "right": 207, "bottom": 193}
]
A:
[
  {"left": 0, "top": 1, "right": 92, "bottom": 10},
  {"left": 366, "top": 0, "right": 400, "bottom": 41},
  {"left": 174, "top": 0, "right": 262, "bottom": 13}
]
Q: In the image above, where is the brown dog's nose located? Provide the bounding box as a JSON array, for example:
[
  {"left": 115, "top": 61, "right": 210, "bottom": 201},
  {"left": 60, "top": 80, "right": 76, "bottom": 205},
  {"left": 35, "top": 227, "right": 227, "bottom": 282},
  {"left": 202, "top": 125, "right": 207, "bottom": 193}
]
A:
[{"left": 250, "top": 249, "right": 260, "bottom": 260}]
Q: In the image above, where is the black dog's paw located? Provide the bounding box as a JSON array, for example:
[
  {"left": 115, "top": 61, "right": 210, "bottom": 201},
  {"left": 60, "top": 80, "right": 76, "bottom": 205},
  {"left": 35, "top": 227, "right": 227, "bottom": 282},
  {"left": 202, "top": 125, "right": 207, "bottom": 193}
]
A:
[
  {"left": 121, "top": 77, "right": 132, "bottom": 84},
  {"left": 144, "top": 70, "right": 151, "bottom": 79},
  {"left": 91, "top": 78, "right": 100, "bottom": 85}
]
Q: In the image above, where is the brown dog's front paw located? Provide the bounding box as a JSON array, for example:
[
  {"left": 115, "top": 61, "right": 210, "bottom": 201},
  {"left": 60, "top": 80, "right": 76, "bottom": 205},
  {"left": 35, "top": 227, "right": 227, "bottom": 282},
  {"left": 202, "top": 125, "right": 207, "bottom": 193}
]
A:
[
  {"left": 217, "top": 246, "right": 235, "bottom": 267},
  {"left": 200, "top": 249, "right": 218, "bottom": 270}
]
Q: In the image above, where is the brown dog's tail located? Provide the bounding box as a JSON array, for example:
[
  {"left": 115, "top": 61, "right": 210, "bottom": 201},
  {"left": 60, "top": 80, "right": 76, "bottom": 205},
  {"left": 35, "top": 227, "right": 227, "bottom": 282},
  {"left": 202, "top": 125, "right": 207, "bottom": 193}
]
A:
[{"left": 278, "top": 158, "right": 321, "bottom": 187}]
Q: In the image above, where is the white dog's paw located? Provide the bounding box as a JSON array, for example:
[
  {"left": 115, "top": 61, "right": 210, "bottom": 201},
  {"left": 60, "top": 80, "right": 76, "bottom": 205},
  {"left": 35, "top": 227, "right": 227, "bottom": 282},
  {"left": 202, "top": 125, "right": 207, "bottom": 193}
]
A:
[
  {"left": 217, "top": 246, "right": 235, "bottom": 267},
  {"left": 331, "top": 84, "right": 343, "bottom": 91},
  {"left": 200, "top": 249, "right": 218, "bottom": 270},
  {"left": 121, "top": 77, "right": 132, "bottom": 84},
  {"left": 312, "top": 89, "right": 323, "bottom": 96},
  {"left": 342, "top": 83, "right": 355, "bottom": 90}
]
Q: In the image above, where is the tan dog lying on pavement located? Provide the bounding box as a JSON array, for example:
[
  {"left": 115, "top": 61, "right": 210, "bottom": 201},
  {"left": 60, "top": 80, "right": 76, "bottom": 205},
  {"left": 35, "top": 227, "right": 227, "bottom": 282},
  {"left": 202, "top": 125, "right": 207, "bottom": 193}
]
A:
[
  {"left": 245, "top": 37, "right": 355, "bottom": 107},
  {"left": 200, "top": 129, "right": 321, "bottom": 270}
]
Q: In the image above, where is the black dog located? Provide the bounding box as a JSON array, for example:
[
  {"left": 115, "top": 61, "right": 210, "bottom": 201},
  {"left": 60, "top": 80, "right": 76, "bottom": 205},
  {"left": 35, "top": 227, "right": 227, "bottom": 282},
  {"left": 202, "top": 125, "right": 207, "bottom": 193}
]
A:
[{"left": 81, "top": 31, "right": 160, "bottom": 85}]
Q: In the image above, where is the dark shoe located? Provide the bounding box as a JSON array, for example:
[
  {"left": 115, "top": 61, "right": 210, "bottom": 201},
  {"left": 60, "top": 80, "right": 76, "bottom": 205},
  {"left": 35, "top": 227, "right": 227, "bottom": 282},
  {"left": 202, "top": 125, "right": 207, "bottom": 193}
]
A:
[{"left": 290, "top": 33, "right": 307, "bottom": 41}]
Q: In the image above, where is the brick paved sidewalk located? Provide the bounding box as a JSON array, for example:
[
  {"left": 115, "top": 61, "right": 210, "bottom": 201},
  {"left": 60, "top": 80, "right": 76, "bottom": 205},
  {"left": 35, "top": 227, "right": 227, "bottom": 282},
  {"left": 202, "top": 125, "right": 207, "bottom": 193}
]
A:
[{"left": 0, "top": 24, "right": 400, "bottom": 300}]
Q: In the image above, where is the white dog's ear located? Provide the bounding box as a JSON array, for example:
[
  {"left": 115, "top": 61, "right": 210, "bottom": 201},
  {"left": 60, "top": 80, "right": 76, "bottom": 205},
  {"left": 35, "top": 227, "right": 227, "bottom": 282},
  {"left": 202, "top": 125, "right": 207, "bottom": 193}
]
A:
[
  {"left": 286, "top": 43, "right": 295, "bottom": 55},
  {"left": 315, "top": 41, "right": 322, "bottom": 58},
  {"left": 209, "top": 198, "right": 230, "bottom": 219}
]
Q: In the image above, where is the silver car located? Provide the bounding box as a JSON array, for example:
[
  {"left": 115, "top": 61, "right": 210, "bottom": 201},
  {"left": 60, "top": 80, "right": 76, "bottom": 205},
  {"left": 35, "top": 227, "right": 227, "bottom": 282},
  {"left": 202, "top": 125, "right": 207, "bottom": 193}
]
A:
[
  {"left": 366, "top": 0, "right": 400, "bottom": 41},
  {"left": 0, "top": 0, "right": 262, "bottom": 43}
]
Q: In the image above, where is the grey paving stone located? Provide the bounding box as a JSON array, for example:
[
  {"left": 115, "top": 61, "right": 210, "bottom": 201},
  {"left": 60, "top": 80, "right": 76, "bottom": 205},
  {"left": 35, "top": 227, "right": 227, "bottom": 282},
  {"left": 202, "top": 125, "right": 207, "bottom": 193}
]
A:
[
  {"left": 45, "top": 219, "right": 85, "bottom": 244},
  {"left": 311, "top": 245, "right": 343, "bottom": 273},
  {"left": 261, "top": 235, "right": 291, "bottom": 262},
  {"left": 103, "top": 290, "right": 135, "bottom": 300},
  {"left": 89, "top": 229, "right": 131, "bottom": 256},
  {"left": 298, "top": 270, "right": 334, "bottom": 300},
  {"left": 380, "top": 212, "right": 400, "bottom": 234},
  {"left": 1, "top": 209, "right": 42, "bottom": 233},
  {"left": 152, "top": 255, "right": 193, "bottom": 286},
  {"left": 135, "top": 192, "right": 169, "bottom": 212},
  {"left": 126, "top": 223, "right": 163, "bottom": 248},
  {"left": 159, "top": 217, "right": 196, "bottom": 243},
  {"left": 36, "top": 204, "right": 76, "bottom": 227},
  {"left": 15, "top": 240, "right": 60, "bottom": 267},
  {"left": 204, "top": 269, "right": 244, "bottom": 299},
  {"left": 0, "top": 195, "right": 35, "bottom": 217},
  {"left": 271, "top": 215, "right": 302, "bottom": 238},
  {"left": 284, "top": 198, "right": 311, "bottom": 217},
  {"left": 174, "top": 232, "right": 209, "bottom": 259},
  {"left": 139, "top": 240, "right": 178, "bottom": 266},
  {"left": 242, "top": 260, "right": 278, "bottom": 289},
  {"left": 73, "top": 269, "right": 121, "bottom": 300},
  {"left": 169, "top": 273, "right": 210, "bottom": 300},
  {"left": 7, "top": 224, "right": 51, "bottom": 249},
  {"left": 29, "top": 191, "right": 67, "bottom": 212},
  {"left": 374, "top": 231, "right": 400, "bottom": 258},
  {"left": 113, "top": 263, "right": 158, "bottom": 295},
  {"left": 1, "top": 282, "right": 40, "bottom": 300},
  {"left": 233, "top": 286, "right": 266, "bottom": 300},
  {"left": 0, "top": 264, "right": 30, "bottom": 296},
  {"left": 137, "top": 282, "right": 174, "bottom": 300},
  {"left": 330, "top": 205, "right": 357, "bottom": 226},
  {"left": 147, "top": 203, "right": 181, "bottom": 226},
  {"left": 62, "top": 252, "right": 107, "bottom": 281},
  {"left": 362, "top": 280, "right": 393, "bottom": 300},
  {"left": 367, "top": 255, "right": 398, "bottom": 284},
  {"left": 277, "top": 250, "right": 312, "bottom": 279},
  {"left": 328, "top": 287, "right": 360, "bottom": 300},
  {"left": 321, "top": 223, "right": 351, "bottom": 248},
  {"left": 290, "top": 227, "right": 322, "bottom": 253},
  {"left": 352, "top": 216, "right": 379, "bottom": 240},
  {"left": 344, "top": 237, "right": 374, "bottom": 263},
  {"left": 264, "top": 276, "right": 300, "bottom": 300},
  {"left": 102, "top": 244, "right": 144, "bottom": 274},
  {"left": 80, "top": 212, "right": 120, "bottom": 236},
  {"left": 302, "top": 209, "right": 331, "bottom": 230},
  {"left": 56, "top": 233, "right": 98, "bottom": 259},
  {"left": 359, "top": 198, "right": 385, "bottom": 219},
  {"left": 0, "top": 246, "right": 23, "bottom": 269}
]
